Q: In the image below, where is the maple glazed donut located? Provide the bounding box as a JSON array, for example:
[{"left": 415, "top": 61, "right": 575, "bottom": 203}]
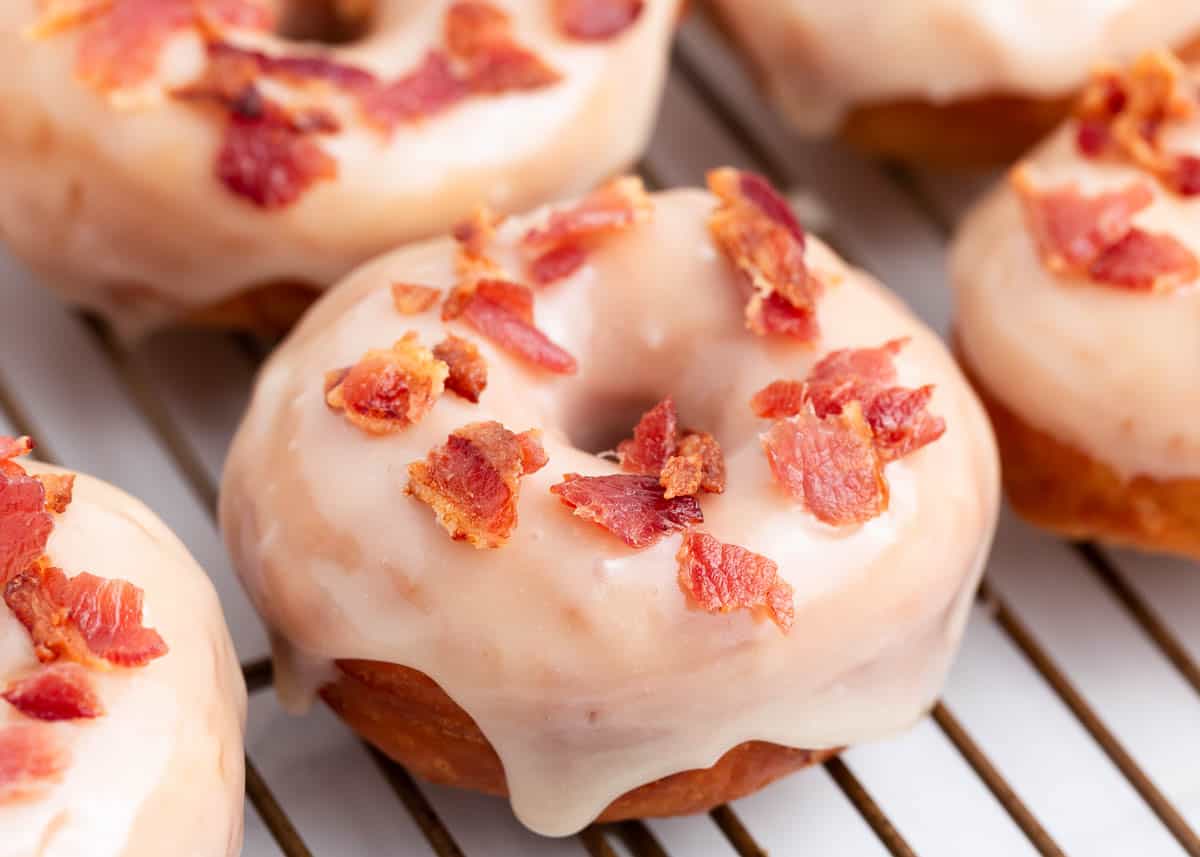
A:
[
  {"left": 706, "top": 0, "right": 1200, "bottom": 166},
  {"left": 952, "top": 51, "right": 1200, "bottom": 559},
  {"left": 220, "top": 170, "right": 1000, "bottom": 835},
  {"left": 0, "top": 438, "right": 246, "bottom": 856},
  {"left": 0, "top": 0, "right": 675, "bottom": 336}
]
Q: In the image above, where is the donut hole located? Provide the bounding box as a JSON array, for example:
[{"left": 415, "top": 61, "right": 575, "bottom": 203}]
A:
[
  {"left": 276, "top": 0, "right": 374, "bottom": 44},
  {"left": 563, "top": 392, "right": 667, "bottom": 457}
]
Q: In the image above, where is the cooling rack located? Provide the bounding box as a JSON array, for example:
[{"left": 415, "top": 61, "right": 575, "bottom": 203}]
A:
[{"left": 2, "top": 8, "right": 1198, "bottom": 857}]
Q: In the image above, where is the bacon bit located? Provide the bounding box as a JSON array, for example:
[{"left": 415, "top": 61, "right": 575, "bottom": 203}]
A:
[
  {"left": 550, "top": 473, "right": 702, "bottom": 549},
  {"left": 36, "top": 474, "right": 75, "bottom": 515},
  {"left": 2, "top": 664, "right": 103, "bottom": 721},
  {"left": 407, "top": 421, "right": 546, "bottom": 548},
  {"left": 521, "top": 177, "right": 652, "bottom": 282},
  {"left": 5, "top": 566, "right": 168, "bottom": 668},
  {"left": 761, "top": 404, "right": 888, "bottom": 526},
  {"left": 325, "top": 333, "right": 448, "bottom": 435},
  {"left": 391, "top": 283, "right": 442, "bottom": 315},
  {"left": 707, "top": 168, "right": 821, "bottom": 341},
  {"left": 1074, "top": 51, "right": 1200, "bottom": 196},
  {"left": 1013, "top": 170, "right": 1198, "bottom": 291},
  {"left": 557, "top": 0, "right": 645, "bottom": 40},
  {"left": 34, "top": 0, "right": 272, "bottom": 92},
  {"left": 0, "top": 724, "right": 68, "bottom": 804},
  {"left": 617, "top": 398, "right": 678, "bottom": 476},
  {"left": 0, "top": 465, "right": 53, "bottom": 587},
  {"left": 0, "top": 437, "right": 34, "bottom": 461},
  {"left": 445, "top": 2, "right": 561, "bottom": 94},
  {"left": 443, "top": 279, "right": 577, "bottom": 374},
  {"left": 216, "top": 89, "right": 338, "bottom": 209},
  {"left": 359, "top": 51, "right": 468, "bottom": 130},
  {"left": 661, "top": 431, "right": 726, "bottom": 499},
  {"left": 433, "top": 335, "right": 488, "bottom": 403},
  {"left": 528, "top": 244, "right": 588, "bottom": 285},
  {"left": 750, "top": 380, "right": 806, "bottom": 420},
  {"left": 677, "top": 530, "right": 793, "bottom": 632},
  {"left": 1087, "top": 228, "right": 1200, "bottom": 291},
  {"left": 753, "top": 339, "right": 944, "bottom": 462}
]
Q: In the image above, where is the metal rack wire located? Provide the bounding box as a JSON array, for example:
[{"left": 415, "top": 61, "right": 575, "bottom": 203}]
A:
[{"left": 2, "top": 7, "right": 1198, "bottom": 856}]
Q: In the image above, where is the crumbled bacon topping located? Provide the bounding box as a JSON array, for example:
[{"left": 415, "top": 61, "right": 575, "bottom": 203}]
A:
[
  {"left": 36, "top": 474, "right": 75, "bottom": 515},
  {"left": 407, "top": 421, "right": 546, "bottom": 548},
  {"left": 433, "top": 335, "right": 488, "bottom": 403},
  {"left": 359, "top": 50, "right": 468, "bottom": 130},
  {"left": 30, "top": 0, "right": 273, "bottom": 91},
  {"left": 557, "top": 0, "right": 644, "bottom": 40},
  {"left": 1074, "top": 51, "right": 1200, "bottom": 196},
  {"left": 661, "top": 431, "right": 726, "bottom": 499},
  {"left": 5, "top": 565, "right": 168, "bottom": 668},
  {"left": 707, "top": 168, "right": 822, "bottom": 341},
  {"left": 1013, "top": 169, "right": 1199, "bottom": 292},
  {"left": 446, "top": 1, "right": 562, "bottom": 94},
  {"left": 0, "top": 724, "right": 68, "bottom": 804},
  {"left": 617, "top": 397, "right": 678, "bottom": 476},
  {"left": 0, "top": 447, "right": 53, "bottom": 587},
  {"left": 453, "top": 207, "right": 505, "bottom": 280},
  {"left": 2, "top": 664, "right": 104, "bottom": 721},
  {"left": 325, "top": 333, "right": 449, "bottom": 435},
  {"left": 752, "top": 339, "right": 945, "bottom": 462},
  {"left": 677, "top": 531, "right": 793, "bottom": 632},
  {"left": 761, "top": 404, "right": 888, "bottom": 527},
  {"left": 391, "top": 283, "right": 442, "bottom": 315},
  {"left": 443, "top": 279, "right": 577, "bottom": 374},
  {"left": 521, "top": 177, "right": 653, "bottom": 284},
  {"left": 616, "top": 399, "right": 726, "bottom": 498},
  {"left": 550, "top": 473, "right": 702, "bottom": 548}
]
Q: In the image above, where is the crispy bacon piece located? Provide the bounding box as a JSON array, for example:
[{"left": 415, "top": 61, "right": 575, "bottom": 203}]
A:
[
  {"left": 359, "top": 51, "right": 468, "bottom": 130},
  {"left": 0, "top": 464, "right": 53, "bottom": 587},
  {"left": 1013, "top": 170, "right": 1199, "bottom": 291},
  {"left": 216, "top": 88, "right": 338, "bottom": 209},
  {"left": 661, "top": 431, "right": 726, "bottom": 499},
  {"left": 445, "top": 1, "right": 562, "bottom": 94},
  {"left": 522, "top": 177, "right": 652, "bottom": 283},
  {"left": 761, "top": 405, "right": 888, "bottom": 526},
  {"left": 1074, "top": 51, "right": 1200, "bottom": 196},
  {"left": 443, "top": 279, "right": 578, "bottom": 374},
  {"left": 1087, "top": 228, "right": 1200, "bottom": 291},
  {"left": 36, "top": 475, "right": 75, "bottom": 516},
  {"left": 325, "top": 333, "right": 449, "bottom": 435},
  {"left": 753, "top": 339, "right": 944, "bottom": 462},
  {"left": 550, "top": 473, "right": 702, "bottom": 549},
  {"left": 452, "top": 206, "right": 504, "bottom": 279},
  {"left": 707, "top": 168, "right": 821, "bottom": 341},
  {"left": 391, "top": 283, "right": 442, "bottom": 315},
  {"left": 407, "top": 421, "right": 546, "bottom": 548},
  {"left": 557, "top": 0, "right": 645, "bottom": 40},
  {"left": 528, "top": 244, "right": 588, "bottom": 286},
  {"left": 677, "top": 530, "right": 793, "bottom": 632},
  {"left": 0, "top": 437, "right": 33, "bottom": 462},
  {"left": 2, "top": 664, "right": 103, "bottom": 721},
  {"left": 617, "top": 397, "right": 678, "bottom": 476},
  {"left": 433, "top": 335, "right": 488, "bottom": 403},
  {"left": 0, "top": 724, "right": 68, "bottom": 804},
  {"left": 35, "top": 0, "right": 272, "bottom": 92},
  {"left": 5, "top": 565, "right": 168, "bottom": 668}
]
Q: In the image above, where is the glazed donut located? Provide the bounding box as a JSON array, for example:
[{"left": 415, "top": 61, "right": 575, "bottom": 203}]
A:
[
  {"left": 220, "top": 169, "right": 999, "bottom": 834},
  {"left": 952, "top": 51, "right": 1200, "bottom": 558},
  {"left": 0, "top": 0, "right": 675, "bottom": 336},
  {"left": 0, "top": 439, "right": 245, "bottom": 856},
  {"left": 707, "top": 0, "right": 1200, "bottom": 166}
]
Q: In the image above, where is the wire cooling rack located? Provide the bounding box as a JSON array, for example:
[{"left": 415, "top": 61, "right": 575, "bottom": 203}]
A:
[{"left": 3, "top": 8, "right": 1199, "bottom": 857}]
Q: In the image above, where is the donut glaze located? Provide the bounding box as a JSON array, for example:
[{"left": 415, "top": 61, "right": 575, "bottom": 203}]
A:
[
  {"left": 708, "top": 0, "right": 1200, "bottom": 134},
  {"left": 1, "top": 464, "right": 246, "bottom": 857},
  {"left": 221, "top": 187, "right": 1000, "bottom": 835},
  {"left": 951, "top": 93, "right": 1200, "bottom": 481},
  {"left": 0, "top": 0, "right": 676, "bottom": 335}
]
